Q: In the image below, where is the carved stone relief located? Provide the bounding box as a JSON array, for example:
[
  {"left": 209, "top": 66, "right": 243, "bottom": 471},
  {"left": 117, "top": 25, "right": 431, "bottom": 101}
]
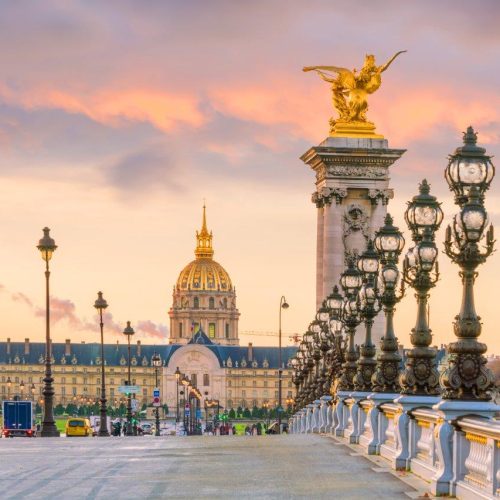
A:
[{"left": 343, "top": 203, "right": 369, "bottom": 263}]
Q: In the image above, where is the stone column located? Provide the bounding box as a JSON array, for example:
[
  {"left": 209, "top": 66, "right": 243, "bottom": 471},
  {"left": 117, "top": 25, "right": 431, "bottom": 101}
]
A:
[
  {"left": 312, "top": 192, "right": 325, "bottom": 310},
  {"left": 322, "top": 189, "right": 346, "bottom": 301}
]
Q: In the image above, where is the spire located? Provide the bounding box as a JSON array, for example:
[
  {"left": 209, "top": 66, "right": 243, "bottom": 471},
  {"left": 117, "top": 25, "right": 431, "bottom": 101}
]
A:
[{"left": 195, "top": 204, "right": 214, "bottom": 259}]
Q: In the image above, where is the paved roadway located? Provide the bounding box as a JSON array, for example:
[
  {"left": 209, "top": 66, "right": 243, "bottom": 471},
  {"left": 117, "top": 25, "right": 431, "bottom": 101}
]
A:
[{"left": 0, "top": 435, "right": 418, "bottom": 499}]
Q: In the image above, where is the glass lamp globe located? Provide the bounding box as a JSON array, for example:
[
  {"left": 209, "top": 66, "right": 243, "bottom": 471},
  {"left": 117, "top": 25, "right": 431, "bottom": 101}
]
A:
[
  {"left": 316, "top": 304, "right": 330, "bottom": 323},
  {"left": 374, "top": 213, "right": 405, "bottom": 262},
  {"left": 344, "top": 298, "right": 358, "bottom": 317},
  {"left": 340, "top": 258, "right": 363, "bottom": 296},
  {"left": 445, "top": 127, "right": 495, "bottom": 205},
  {"left": 381, "top": 265, "right": 399, "bottom": 288},
  {"left": 357, "top": 240, "right": 379, "bottom": 275},
  {"left": 416, "top": 240, "right": 438, "bottom": 272},
  {"left": 454, "top": 189, "right": 487, "bottom": 243},
  {"left": 404, "top": 179, "right": 444, "bottom": 239},
  {"left": 326, "top": 285, "right": 343, "bottom": 317}
]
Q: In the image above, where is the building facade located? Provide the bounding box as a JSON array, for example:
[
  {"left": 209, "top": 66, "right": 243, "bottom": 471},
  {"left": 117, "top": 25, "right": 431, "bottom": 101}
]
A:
[
  {"left": 168, "top": 206, "right": 240, "bottom": 345},
  {"left": 0, "top": 207, "right": 296, "bottom": 415}
]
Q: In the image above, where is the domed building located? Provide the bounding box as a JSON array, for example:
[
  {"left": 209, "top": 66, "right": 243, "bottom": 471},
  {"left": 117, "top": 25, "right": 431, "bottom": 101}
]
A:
[{"left": 168, "top": 207, "right": 240, "bottom": 345}]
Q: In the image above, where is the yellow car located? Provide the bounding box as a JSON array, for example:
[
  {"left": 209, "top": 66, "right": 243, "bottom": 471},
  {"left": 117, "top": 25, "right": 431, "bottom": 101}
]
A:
[{"left": 65, "top": 418, "right": 93, "bottom": 437}]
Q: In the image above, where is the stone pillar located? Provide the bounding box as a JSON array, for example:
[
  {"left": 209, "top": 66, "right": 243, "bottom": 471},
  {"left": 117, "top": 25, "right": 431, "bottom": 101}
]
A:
[
  {"left": 312, "top": 193, "right": 325, "bottom": 310},
  {"left": 302, "top": 137, "right": 405, "bottom": 342},
  {"left": 322, "top": 191, "right": 345, "bottom": 301}
]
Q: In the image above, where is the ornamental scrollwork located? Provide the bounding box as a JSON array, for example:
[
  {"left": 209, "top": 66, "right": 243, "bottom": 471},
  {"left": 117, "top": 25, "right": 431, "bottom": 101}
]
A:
[{"left": 368, "top": 188, "right": 393, "bottom": 205}]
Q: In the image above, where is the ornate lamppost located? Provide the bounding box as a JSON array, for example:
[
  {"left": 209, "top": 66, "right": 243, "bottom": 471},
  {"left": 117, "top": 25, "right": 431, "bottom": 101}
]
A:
[
  {"left": 334, "top": 259, "right": 363, "bottom": 393},
  {"left": 175, "top": 366, "right": 181, "bottom": 425},
  {"left": 123, "top": 321, "right": 135, "bottom": 436},
  {"left": 94, "top": 291, "right": 110, "bottom": 437},
  {"left": 152, "top": 352, "right": 162, "bottom": 436},
  {"left": 400, "top": 180, "right": 443, "bottom": 395},
  {"left": 372, "top": 214, "right": 406, "bottom": 393},
  {"left": 37, "top": 227, "right": 60, "bottom": 437},
  {"left": 325, "top": 286, "right": 346, "bottom": 394},
  {"left": 440, "top": 127, "right": 495, "bottom": 401},
  {"left": 354, "top": 241, "right": 381, "bottom": 392},
  {"left": 277, "top": 295, "right": 289, "bottom": 434}
]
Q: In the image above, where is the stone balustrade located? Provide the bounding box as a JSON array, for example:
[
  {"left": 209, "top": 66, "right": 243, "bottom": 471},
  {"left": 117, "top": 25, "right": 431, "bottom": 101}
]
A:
[{"left": 291, "top": 394, "right": 500, "bottom": 499}]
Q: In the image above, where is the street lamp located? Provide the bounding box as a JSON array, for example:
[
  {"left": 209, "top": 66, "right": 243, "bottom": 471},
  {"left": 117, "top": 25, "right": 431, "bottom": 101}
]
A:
[
  {"left": 123, "top": 321, "right": 135, "bottom": 436},
  {"left": 372, "top": 214, "right": 406, "bottom": 393},
  {"left": 181, "top": 376, "right": 190, "bottom": 435},
  {"left": 6, "top": 377, "right": 11, "bottom": 400},
  {"left": 441, "top": 128, "right": 496, "bottom": 400},
  {"left": 400, "top": 180, "right": 443, "bottom": 395},
  {"left": 151, "top": 352, "right": 162, "bottom": 436},
  {"left": 278, "top": 296, "right": 289, "bottom": 435},
  {"left": 19, "top": 380, "right": 25, "bottom": 400},
  {"left": 335, "top": 258, "right": 363, "bottom": 393},
  {"left": 31, "top": 383, "right": 36, "bottom": 402},
  {"left": 94, "top": 291, "right": 110, "bottom": 437},
  {"left": 353, "top": 240, "right": 381, "bottom": 392},
  {"left": 37, "top": 227, "right": 60, "bottom": 437},
  {"left": 174, "top": 367, "right": 181, "bottom": 425}
]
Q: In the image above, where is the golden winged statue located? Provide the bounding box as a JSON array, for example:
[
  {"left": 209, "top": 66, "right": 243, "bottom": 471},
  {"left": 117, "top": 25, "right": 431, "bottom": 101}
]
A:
[{"left": 303, "top": 51, "right": 406, "bottom": 137}]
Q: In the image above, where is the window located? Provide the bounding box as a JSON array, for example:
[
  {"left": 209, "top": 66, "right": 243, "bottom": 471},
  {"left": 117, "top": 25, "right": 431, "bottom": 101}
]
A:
[
  {"left": 263, "top": 381, "right": 268, "bottom": 388},
  {"left": 208, "top": 323, "right": 215, "bottom": 338},
  {"left": 193, "top": 297, "right": 199, "bottom": 309},
  {"left": 143, "top": 379, "right": 147, "bottom": 386},
  {"left": 228, "top": 380, "right": 232, "bottom": 387},
  {"left": 209, "top": 297, "right": 215, "bottom": 309},
  {"left": 242, "top": 390, "right": 246, "bottom": 397},
  {"left": 241, "top": 380, "right": 246, "bottom": 387},
  {"left": 203, "top": 374, "right": 209, "bottom": 387},
  {"left": 96, "top": 378, "right": 100, "bottom": 385},
  {"left": 143, "top": 388, "right": 147, "bottom": 396},
  {"left": 72, "top": 377, "right": 77, "bottom": 385},
  {"left": 110, "top": 388, "right": 114, "bottom": 397},
  {"left": 83, "top": 378, "right": 88, "bottom": 385},
  {"left": 223, "top": 298, "right": 228, "bottom": 309},
  {"left": 61, "top": 377, "right": 66, "bottom": 384},
  {"left": 179, "top": 322, "right": 183, "bottom": 337},
  {"left": 191, "top": 374, "right": 197, "bottom": 386},
  {"left": 275, "top": 391, "right": 279, "bottom": 398},
  {"left": 225, "top": 323, "right": 230, "bottom": 338},
  {"left": 110, "top": 379, "right": 114, "bottom": 385},
  {"left": 264, "top": 371, "right": 268, "bottom": 377},
  {"left": 252, "top": 381, "right": 256, "bottom": 387},
  {"left": 72, "top": 387, "right": 77, "bottom": 396}
]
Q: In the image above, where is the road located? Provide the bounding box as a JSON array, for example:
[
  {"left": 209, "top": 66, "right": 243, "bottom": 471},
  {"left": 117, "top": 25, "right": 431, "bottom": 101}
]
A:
[{"left": 0, "top": 434, "right": 417, "bottom": 499}]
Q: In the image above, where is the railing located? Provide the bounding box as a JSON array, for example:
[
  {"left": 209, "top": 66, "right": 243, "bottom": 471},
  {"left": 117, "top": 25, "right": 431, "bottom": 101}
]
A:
[{"left": 291, "top": 395, "right": 500, "bottom": 499}]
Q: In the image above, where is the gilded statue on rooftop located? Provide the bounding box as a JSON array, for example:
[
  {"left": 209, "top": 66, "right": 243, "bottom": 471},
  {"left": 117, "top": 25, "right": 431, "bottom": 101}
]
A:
[{"left": 303, "top": 51, "right": 406, "bottom": 138}]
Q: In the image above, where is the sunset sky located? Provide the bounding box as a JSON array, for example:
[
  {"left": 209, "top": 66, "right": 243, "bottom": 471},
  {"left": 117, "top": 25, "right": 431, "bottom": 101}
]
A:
[{"left": 0, "top": 1, "right": 499, "bottom": 352}]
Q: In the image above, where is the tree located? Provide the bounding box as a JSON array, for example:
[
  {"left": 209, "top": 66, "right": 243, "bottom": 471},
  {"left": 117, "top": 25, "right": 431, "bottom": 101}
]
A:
[
  {"left": 162, "top": 403, "right": 169, "bottom": 416},
  {"left": 228, "top": 408, "right": 236, "bottom": 419},
  {"left": 251, "top": 406, "right": 259, "bottom": 418},
  {"left": 54, "top": 404, "right": 65, "bottom": 416},
  {"left": 243, "top": 408, "right": 251, "bottom": 418},
  {"left": 236, "top": 406, "right": 243, "bottom": 418}
]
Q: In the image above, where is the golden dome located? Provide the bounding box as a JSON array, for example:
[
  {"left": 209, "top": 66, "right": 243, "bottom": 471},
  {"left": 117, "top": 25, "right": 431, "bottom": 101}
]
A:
[{"left": 175, "top": 206, "right": 233, "bottom": 292}]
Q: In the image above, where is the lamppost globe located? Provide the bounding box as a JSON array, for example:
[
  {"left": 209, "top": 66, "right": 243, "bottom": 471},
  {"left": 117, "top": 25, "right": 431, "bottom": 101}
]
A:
[
  {"left": 326, "top": 286, "right": 343, "bottom": 318},
  {"left": 315, "top": 304, "right": 330, "bottom": 323},
  {"left": 374, "top": 213, "right": 405, "bottom": 263},
  {"left": 37, "top": 227, "right": 57, "bottom": 262},
  {"left": 404, "top": 179, "right": 444, "bottom": 240},
  {"left": 340, "top": 258, "right": 363, "bottom": 296},
  {"left": 445, "top": 126, "right": 495, "bottom": 206},
  {"left": 152, "top": 352, "right": 161, "bottom": 368},
  {"left": 415, "top": 238, "right": 438, "bottom": 272},
  {"left": 452, "top": 187, "right": 488, "bottom": 244},
  {"left": 357, "top": 240, "right": 380, "bottom": 276}
]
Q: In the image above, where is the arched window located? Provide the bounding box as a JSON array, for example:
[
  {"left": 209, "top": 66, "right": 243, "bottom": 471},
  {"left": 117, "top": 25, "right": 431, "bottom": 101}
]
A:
[
  {"left": 193, "top": 297, "right": 199, "bottom": 309},
  {"left": 223, "top": 298, "right": 228, "bottom": 309},
  {"left": 209, "top": 297, "right": 215, "bottom": 309}
]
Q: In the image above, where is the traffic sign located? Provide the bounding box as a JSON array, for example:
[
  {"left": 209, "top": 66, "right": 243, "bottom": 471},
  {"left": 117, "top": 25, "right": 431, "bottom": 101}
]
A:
[
  {"left": 185, "top": 408, "right": 190, "bottom": 416},
  {"left": 131, "top": 399, "right": 138, "bottom": 411},
  {"left": 118, "top": 385, "right": 140, "bottom": 394},
  {"left": 196, "top": 408, "right": 202, "bottom": 419},
  {"left": 153, "top": 388, "right": 160, "bottom": 398},
  {"left": 152, "top": 396, "right": 161, "bottom": 407}
]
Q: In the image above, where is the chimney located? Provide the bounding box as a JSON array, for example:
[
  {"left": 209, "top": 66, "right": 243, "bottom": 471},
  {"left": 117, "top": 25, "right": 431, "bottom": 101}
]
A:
[
  {"left": 65, "top": 339, "right": 71, "bottom": 356},
  {"left": 24, "top": 338, "right": 30, "bottom": 355},
  {"left": 6, "top": 338, "right": 10, "bottom": 355},
  {"left": 137, "top": 340, "right": 142, "bottom": 356},
  {"left": 247, "top": 342, "right": 253, "bottom": 361}
]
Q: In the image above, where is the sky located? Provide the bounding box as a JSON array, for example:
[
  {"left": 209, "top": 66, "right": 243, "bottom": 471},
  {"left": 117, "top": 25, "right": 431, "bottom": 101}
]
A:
[{"left": 0, "top": 0, "right": 499, "bottom": 352}]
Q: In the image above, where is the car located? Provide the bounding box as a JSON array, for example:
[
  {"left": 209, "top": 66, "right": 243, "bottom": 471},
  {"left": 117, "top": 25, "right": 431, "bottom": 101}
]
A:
[
  {"left": 141, "top": 423, "right": 153, "bottom": 435},
  {"left": 65, "top": 418, "right": 93, "bottom": 437}
]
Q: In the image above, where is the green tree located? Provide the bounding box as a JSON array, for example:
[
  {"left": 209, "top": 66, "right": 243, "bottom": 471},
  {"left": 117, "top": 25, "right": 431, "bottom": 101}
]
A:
[
  {"left": 54, "top": 404, "right": 65, "bottom": 416},
  {"left": 243, "top": 408, "right": 251, "bottom": 418},
  {"left": 251, "top": 406, "right": 259, "bottom": 418},
  {"left": 228, "top": 408, "right": 236, "bottom": 419},
  {"left": 236, "top": 406, "right": 243, "bottom": 418}
]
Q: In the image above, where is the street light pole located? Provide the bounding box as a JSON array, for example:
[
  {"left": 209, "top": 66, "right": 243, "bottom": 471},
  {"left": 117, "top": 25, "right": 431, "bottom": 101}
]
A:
[
  {"left": 278, "top": 296, "right": 289, "bottom": 435},
  {"left": 94, "top": 292, "right": 110, "bottom": 437},
  {"left": 152, "top": 352, "right": 162, "bottom": 437},
  {"left": 37, "top": 227, "right": 60, "bottom": 437},
  {"left": 123, "top": 321, "right": 135, "bottom": 436},
  {"left": 175, "top": 367, "right": 181, "bottom": 425}
]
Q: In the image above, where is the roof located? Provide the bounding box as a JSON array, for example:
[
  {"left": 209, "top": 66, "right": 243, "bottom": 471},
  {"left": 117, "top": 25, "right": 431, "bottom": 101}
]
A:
[{"left": 0, "top": 340, "right": 297, "bottom": 370}]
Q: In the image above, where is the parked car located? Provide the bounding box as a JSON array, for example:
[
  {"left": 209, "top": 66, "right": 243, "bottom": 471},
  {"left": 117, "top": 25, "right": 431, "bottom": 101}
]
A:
[
  {"left": 141, "top": 423, "right": 153, "bottom": 435},
  {"left": 65, "top": 418, "right": 93, "bottom": 437}
]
